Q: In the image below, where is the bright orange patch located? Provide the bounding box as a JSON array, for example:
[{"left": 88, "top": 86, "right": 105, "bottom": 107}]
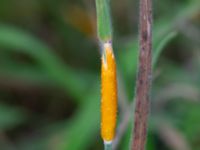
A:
[{"left": 101, "top": 43, "right": 117, "bottom": 142}]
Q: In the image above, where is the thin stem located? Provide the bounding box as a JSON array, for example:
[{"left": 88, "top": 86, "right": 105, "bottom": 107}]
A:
[
  {"left": 95, "top": 0, "right": 112, "bottom": 41},
  {"left": 104, "top": 142, "right": 113, "bottom": 150},
  {"left": 131, "top": 0, "right": 152, "bottom": 150},
  {"left": 96, "top": 0, "right": 117, "bottom": 146}
]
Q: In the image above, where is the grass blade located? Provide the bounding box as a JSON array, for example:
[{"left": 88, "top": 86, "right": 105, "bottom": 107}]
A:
[
  {"left": 0, "top": 24, "right": 93, "bottom": 101},
  {"left": 153, "top": 31, "right": 178, "bottom": 68}
]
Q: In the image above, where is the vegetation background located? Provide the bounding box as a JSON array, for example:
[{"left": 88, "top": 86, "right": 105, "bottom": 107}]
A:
[{"left": 0, "top": 0, "right": 199, "bottom": 150}]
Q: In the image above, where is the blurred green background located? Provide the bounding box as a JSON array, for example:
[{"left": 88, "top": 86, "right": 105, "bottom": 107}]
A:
[{"left": 0, "top": 0, "right": 199, "bottom": 150}]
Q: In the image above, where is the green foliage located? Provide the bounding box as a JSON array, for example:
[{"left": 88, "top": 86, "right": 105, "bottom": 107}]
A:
[
  {"left": 0, "top": 0, "right": 199, "bottom": 150},
  {"left": 153, "top": 31, "right": 177, "bottom": 68},
  {"left": 0, "top": 24, "right": 93, "bottom": 101},
  {"left": 0, "top": 103, "right": 27, "bottom": 130},
  {"left": 59, "top": 87, "right": 100, "bottom": 150}
]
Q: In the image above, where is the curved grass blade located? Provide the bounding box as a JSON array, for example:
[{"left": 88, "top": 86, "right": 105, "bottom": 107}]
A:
[
  {"left": 153, "top": 31, "right": 178, "bottom": 68},
  {"left": 0, "top": 24, "right": 93, "bottom": 101}
]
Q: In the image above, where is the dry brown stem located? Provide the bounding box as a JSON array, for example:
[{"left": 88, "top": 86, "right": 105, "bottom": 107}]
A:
[{"left": 131, "top": 0, "right": 152, "bottom": 149}]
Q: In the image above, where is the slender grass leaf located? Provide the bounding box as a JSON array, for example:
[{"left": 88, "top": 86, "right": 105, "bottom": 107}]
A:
[
  {"left": 0, "top": 24, "right": 93, "bottom": 101},
  {"left": 0, "top": 64, "right": 54, "bottom": 85},
  {"left": 0, "top": 103, "right": 27, "bottom": 130},
  {"left": 59, "top": 84, "right": 100, "bottom": 150},
  {"left": 153, "top": 31, "right": 178, "bottom": 68}
]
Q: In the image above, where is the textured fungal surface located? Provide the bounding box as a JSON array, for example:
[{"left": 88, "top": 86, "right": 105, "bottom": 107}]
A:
[{"left": 101, "top": 43, "right": 117, "bottom": 142}]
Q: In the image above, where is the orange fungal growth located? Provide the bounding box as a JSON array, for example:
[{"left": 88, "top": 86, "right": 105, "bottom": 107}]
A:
[{"left": 101, "top": 42, "right": 117, "bottom": 142}]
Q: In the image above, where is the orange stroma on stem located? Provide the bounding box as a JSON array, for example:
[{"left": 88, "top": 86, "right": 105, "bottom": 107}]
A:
[{"left": 101, "top": 42, "right": 117, "bottom": 142}]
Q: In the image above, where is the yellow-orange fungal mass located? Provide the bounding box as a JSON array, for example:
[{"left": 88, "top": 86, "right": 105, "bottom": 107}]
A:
[{"left": 101, "top": 43, "right": 117, "bottom": 142}]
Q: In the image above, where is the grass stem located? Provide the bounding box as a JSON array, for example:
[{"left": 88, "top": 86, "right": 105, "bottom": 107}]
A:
[
  {"left": 104, "top": 142, "right": 112, "bottom": 150},
  {"left": 131, "top": 0, "right": 152, "bottom": 149},
  {"left": 95, "top": 0, "right": 112, "bottom": 42},
  {"left": 95, "top": 0, "right": 117, "bottom": 148}
]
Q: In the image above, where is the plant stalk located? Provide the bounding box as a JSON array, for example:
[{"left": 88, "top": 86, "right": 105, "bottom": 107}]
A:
[
  {"left": 95, "top": 0, "right": 117, "bottom": 148},
  {"left": 95, "top": 0, "right": 112, "bottom": 42},
  {"left": 131, "top": 0, "right": 152, "bottom": 149},
  {"left": 104, "top": 142, "right": 112, "bottom": 150}
]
